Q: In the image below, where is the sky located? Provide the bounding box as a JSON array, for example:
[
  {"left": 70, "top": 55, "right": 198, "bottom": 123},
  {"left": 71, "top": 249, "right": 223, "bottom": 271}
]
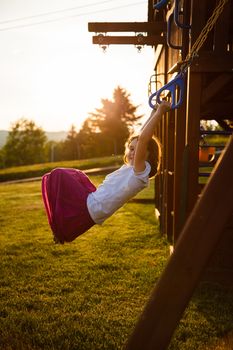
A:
[{"left": 0, "top": 0, "right": 155, "bottom": 132}]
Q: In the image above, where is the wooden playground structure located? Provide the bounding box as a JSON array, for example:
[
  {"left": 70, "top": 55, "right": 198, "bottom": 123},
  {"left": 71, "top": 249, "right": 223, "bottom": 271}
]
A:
[{"left": 89, "top": 0, "right": 233, "bottom": 348}]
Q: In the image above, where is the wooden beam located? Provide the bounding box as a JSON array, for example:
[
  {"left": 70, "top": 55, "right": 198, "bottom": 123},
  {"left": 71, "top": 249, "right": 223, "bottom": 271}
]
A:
[
  {"left": 167, "top": 62, "right": 182, "bottom": 74},
  {"left": 201, "top": 101, "right": 233, "bottom": 119},
  {"left": 190, "top": 52, "right": 233, "bottom": 73},
  {"left": 173, "top": 92, "right": 187, "bottom": 242},
  {"left": 213, "top": 0, "right": 232, "bottom": 53},
  {"left": 181, "top": 0, "right": 192, "bottom": 60},
  {"left": 88, "top": 21, "right": 166, "bottom": 33},
  {"left": 169, "top": 52, "right": 233, "bottom": 74},
  {"left": 125, "top": 136, "right": 233, "bottom": 350},
  {"left": 160, "top": 114, "right": 167, "bottom": 236},
  {"left": 152, "top": 44, "right": 163, "bottom": 71},
  {"left": 185, "top": 72, "right": 201, "bottom": 216},
  {"left": 202, "top": 74, "right": 233, "bottom": 104},
  {"left": 92, "top": 35, "right": 165, "bottom": 46},
  {"left": 165, "top": 111, "right": 175, "bottom": 243},
  {"left": 154, "top": 122, "right": 163, "bottom": 220},
  {"left": 190, "top": 1, "right": 211, "bottom": 51}
]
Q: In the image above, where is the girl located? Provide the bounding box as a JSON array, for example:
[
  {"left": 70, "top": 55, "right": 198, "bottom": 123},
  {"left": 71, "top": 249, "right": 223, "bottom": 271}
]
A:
[{"left": 42, "top": 101, "right": 171, "bottom": 243}]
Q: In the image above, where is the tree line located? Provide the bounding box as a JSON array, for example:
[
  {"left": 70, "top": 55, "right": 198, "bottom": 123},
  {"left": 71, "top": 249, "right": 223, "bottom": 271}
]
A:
[{"left": 0, "top": 87, "right": 142, "bottom": 168}]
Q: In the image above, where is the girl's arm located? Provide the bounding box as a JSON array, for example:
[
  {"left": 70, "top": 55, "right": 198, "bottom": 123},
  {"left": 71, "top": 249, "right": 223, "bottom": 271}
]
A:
[{"left": 134, "top": 101, "right": 171, "bottom": 173}]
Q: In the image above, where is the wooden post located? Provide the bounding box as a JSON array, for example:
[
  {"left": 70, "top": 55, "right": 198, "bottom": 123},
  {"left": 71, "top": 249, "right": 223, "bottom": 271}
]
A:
[
  {"left": 172, "top": 97, "right": 187, "bottom": 242},
  {"left": 171, "top": 0, "right": 191, "bottom": 243},
  {"left": 125, "top": 136, "right": 233, "bottom": 350},
  {"left": 185, "top": 71, "right": 202, "bottom": 215},
  {"left": 154, "top": 121, "right": 161, "bottom": 215},
  {"left": 160, "top": 114, "right": 167, "bottom": 235},
  {"left": 165, "top": 111, "right": 175, "bottom": 243},
  {"left": 213, "top": 0, "right": 231, "bottom": 53}
]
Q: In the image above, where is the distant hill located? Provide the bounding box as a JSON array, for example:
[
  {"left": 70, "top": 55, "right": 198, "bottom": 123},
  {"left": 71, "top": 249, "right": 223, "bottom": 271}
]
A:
[
  {"left": 45, "top": 131, "right": 68, "bottom": 143},
  {"left": 0, "top": 130, "right": 67, "bottom": 148},
  {"left": 0, "top": 131, "right": 8, "bottom": 148}
]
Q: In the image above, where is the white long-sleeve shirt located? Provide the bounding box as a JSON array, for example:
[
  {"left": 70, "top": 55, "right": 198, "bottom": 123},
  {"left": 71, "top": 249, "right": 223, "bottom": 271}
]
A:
[{"left": 87, "top": 162, "right": 151, "bottom": 224}]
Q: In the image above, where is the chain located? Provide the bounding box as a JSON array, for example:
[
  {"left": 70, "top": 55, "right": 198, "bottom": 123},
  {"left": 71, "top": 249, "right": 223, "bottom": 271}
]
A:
[{"left": 181, "top": 0, "right": 229, "bottom": 72}]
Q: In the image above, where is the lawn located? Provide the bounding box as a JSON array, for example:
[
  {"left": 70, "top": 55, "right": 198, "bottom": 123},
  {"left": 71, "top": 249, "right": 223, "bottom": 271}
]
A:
[{"left": 0, "top": 177, "right": 233, "bottom": 350}]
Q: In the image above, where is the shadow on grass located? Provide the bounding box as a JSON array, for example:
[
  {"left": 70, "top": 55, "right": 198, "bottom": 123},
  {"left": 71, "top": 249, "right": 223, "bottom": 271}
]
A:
[{"left": 169, "top": 282, "right": 233, "bottom": 350}]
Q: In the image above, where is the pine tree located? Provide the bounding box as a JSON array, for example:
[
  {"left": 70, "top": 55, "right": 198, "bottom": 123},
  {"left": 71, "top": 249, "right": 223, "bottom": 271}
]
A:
[{"left": 80, "top": 86, "right": 142, "bottom": 156}]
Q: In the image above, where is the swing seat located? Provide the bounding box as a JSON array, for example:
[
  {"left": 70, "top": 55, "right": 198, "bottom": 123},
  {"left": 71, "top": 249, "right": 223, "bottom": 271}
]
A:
[{"left": 41, "top": 168, "right": 96, "bottom": 243}]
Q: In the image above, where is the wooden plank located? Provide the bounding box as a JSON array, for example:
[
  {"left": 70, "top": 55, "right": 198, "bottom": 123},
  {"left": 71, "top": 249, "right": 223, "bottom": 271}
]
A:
[
  {"left": 213, "top": 0, "right": 232, "bottom": 53},
  {"left": 201, "top": 101, "right": 233, "bottom": 119},
  {"left": 202, "top": 0, "right": 216, "bottom": 51},
  {"left": 168, "top": 53, "right": 233, "bottom": 74},
  {"left": 178, "top": 144, "right": 189, "bottom": 237},
  {"left": 154, "top": 123, "right": 162, "bottom": 226},
  {"left": 185, "top": 72, "right": 202, "bottom": 216},
  {"left": 157, "top": 121, "right": 163, "bottom": 221},
  {"left": 125, "top": 135, "right": 233, "bottom": 350},
  {"left": 88, "top": 21, "right": 166, "bottom": 33},
  {"left": 190, "top": 52, "right": 233, "bottom": 72},
  {"left": 163, "top": 46, "right": 174, "bottom": 242},
  {"left": 169, "top": 0, "right": 191, "bottom": 240},
  {"left": 153, "top": 46, "right": 169, "bottom": 234},
  {"left": 202, "top": 74, "right": 233, "bottom": 104},
  {"left": 152, "top": 44, "right": 163, "bottom": 71},
  {"left": 160, "top": 114, "right": 167, "bottom": 236},
  {"left": 165, "top": 112, "right": 175, "bottom": 243},
  {"left": 148, "top": 0, "right": 155, "bottom": 22},
  {"left": 181, "top": 0, "right": 192, "bottom": 60},
  {"left": 92, "top": 35, "right": 165, "bottom": 46},
  {"left": 172, "top": 97, "right": 187, "bottom": 242},
  {"left": 190, "top": 0, "right": 207, "bottom": 45}
]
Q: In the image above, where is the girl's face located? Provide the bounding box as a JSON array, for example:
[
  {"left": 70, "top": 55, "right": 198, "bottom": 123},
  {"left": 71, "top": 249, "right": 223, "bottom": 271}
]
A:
[{"left": 125, "top": 138, "right": 138, "bottom": 165}]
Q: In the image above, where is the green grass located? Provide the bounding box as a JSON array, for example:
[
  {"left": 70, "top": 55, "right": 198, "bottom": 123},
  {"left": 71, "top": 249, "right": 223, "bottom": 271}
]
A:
[
  {"left": 199, "top": 166, "right": 213, "bottom": 185},
  {"left": 201, "top": 135, "right": 229, "bottom": 146},
  {"left": 0, "top": 178, "right": 233, "bottom": 350}
]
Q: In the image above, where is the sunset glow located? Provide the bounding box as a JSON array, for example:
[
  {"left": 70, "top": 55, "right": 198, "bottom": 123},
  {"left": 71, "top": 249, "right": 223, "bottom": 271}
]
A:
[{"left": 0, "top": 0, "right": 154, "bottom": 132}]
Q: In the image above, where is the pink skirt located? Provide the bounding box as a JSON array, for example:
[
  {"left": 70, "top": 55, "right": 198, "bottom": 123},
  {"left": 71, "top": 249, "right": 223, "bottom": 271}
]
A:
[{"left": 41, "top": 168, "right": 96, "bottom": 243}]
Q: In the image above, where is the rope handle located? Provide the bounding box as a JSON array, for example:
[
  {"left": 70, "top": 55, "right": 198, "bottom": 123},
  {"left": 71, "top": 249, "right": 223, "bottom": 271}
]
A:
[{"left": 148, "top": 72, "right": 185, "bottom": 110}]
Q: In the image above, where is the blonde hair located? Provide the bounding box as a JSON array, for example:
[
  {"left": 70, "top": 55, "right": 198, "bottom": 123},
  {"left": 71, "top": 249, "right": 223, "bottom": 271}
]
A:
[{"left": 124, "top": 135, "right": 162, "bottom": 178}]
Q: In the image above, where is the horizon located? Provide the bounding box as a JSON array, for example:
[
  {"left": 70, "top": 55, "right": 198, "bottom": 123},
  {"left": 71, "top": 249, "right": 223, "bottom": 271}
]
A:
[{"left": 0, "top": 129, "right": 68, "bottom": 148}]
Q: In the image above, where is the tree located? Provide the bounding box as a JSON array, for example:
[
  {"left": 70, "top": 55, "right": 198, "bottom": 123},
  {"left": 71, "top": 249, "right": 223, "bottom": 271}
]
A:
[
  {"left": 3, "top": 118, "right": 47, "bottom": 166},
  {"left": 62, "top": 124, "right": 80, "bottom": 160},
  {"left": 0, "top": 148, "right": 5, "bottom": 169},
  {"left": 77, "top": 118, "right": 99, "bottom": 158},
  {"left": 84, "top": 86, "right": 142, "bottom": 155},
  {"left": 44, "top": 140, "right": 59, "bottom": 162}
]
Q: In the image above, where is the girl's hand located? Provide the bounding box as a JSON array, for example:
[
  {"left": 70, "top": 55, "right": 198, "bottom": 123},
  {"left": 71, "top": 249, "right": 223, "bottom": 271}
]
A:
[{"left": 157, "top": 100, "right": 171, "bottom": 114}]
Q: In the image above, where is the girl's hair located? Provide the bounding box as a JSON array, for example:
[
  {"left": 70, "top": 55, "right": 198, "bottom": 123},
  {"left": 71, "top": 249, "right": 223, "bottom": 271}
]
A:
[{"left": 124, "top": 135, "right": 162, "bottom": 178}]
